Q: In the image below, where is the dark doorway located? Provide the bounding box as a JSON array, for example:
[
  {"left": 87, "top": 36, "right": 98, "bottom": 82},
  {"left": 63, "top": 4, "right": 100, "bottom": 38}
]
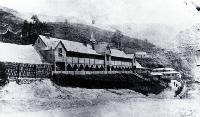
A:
[
  {"left": 90, "top": 65, "right": 94, "bottom": 71},
  {"left": 107, "top": 65, "right": 110, "bottom": 71},
  {"left": 73, "top": 64, "right": 78, "bottom": 71},
  {"left": 95, "top": 66, "right": 99, "bottom": 71},
  {"left": 100, "top": 66, "right": 105, "bottom": 71},
  {"left": 111, "top": 66, "right": 115, "bottom": 71},
  {"left": 79, "top": 64, "right": 84, "bottom": 71},
  {"left": 56, "top": 62, "right": 65, "bottom": 71},
  {"left": 67, "top": 64, "right": 73, "bottom": 71},
  {"left": 85, "top": 65, "right": 89, "bottom": 71}
]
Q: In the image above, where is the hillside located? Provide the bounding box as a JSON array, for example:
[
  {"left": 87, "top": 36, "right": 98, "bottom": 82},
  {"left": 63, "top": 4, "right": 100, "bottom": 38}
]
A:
[
  {"left": 0, "top": 6, "right": 156, "bottom": 53},
  {"left": 176, "top": 24, "right": 200, "bottom": 78},
  {"left": 48, "top": 22, "right": 156, "bottom": 53},
  {"left": 0, "top": 6, "right": 23, "bottom": 32},
  {"left": 0, "top": 5, "right": 189, "bottom": 74}
]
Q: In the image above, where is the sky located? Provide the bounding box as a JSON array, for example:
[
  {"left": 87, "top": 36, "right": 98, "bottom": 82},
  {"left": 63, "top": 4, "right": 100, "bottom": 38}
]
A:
[{"left": 1, "top": 0, "right": 200, "bottom": 25}]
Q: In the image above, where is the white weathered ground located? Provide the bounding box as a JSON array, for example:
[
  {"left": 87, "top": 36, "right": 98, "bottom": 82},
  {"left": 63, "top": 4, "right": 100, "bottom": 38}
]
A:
[
  {"left": 0, "top": 79, "right": 199, "bottom": 117},
  {"left": 0, "top": 41, "right": 199, "bottom": 117}
]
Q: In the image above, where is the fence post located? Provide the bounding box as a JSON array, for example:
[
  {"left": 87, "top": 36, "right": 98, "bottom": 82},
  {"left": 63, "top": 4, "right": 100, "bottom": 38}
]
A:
[
  {"left": 35, "top": 65, "right": 37, "bottom": 79},
  {"left": 17, "top": 64, "right": 20, "bottom": 79}
]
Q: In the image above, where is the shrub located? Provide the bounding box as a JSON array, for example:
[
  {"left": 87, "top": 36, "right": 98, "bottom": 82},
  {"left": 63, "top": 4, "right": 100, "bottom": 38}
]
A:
[{"left": 0, "top": 62, "right": 8, "bottom": 85}]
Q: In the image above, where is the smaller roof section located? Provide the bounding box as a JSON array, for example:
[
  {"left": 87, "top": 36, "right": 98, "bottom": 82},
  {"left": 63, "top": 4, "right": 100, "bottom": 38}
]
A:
[
  {"left": 127, "top": 54, "right": 135, "bottom": 58},
  {"left": 151, "top": 72, "right": 163, "bottom": 76},
  {"left": 163, "top": 71, "right": 180, "bottom": 74},
  {"left": 153, "top": 68, "right": 175, "bottom": 71},
  {"left": 136, "top": 60, "right": 145, "bottom": 69},
  {"left": 110, "top": 49, "right": 132, "bottom": 59},
  {"left": 39, "top": 35, "right": 61, "bottom": 49},
  {"left": 135, "top": 51, "right": 147, "bottom": 55}
]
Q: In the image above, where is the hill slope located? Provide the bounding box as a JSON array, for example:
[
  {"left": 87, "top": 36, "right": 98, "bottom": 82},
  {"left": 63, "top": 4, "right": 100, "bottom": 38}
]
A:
[
  {"left": 0, "top": 6, "right": 23, "bottom": 32},
  {"left": 0, "top": 6, "right": 157, "bottom": 53},
  {"left": 0, "top": 5, "right": 185, "bottom": 72}
]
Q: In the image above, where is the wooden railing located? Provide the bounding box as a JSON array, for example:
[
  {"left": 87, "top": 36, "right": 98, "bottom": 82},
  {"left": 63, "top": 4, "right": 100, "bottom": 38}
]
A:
[{"left": 52, "top": 70, "right": 133, "bottom": 75}]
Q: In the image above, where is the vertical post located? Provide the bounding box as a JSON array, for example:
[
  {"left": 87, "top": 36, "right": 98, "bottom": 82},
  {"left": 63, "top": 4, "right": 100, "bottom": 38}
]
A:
[
  {"left": 17, "top": 63, "right": 20, "bottom": 79},
  {"left": 54, "top": 62, "right": 56, "bottom": 72},
  {"left": 104, "top": 53, "right": 107, "bottom": 71},
  {"left": 35, "top": 64, "right": 37, "bottom": 79}
]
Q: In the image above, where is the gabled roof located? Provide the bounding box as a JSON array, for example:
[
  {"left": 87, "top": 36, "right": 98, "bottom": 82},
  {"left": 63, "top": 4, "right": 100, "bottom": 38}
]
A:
[
  {"left": 95, "top": 42, "right": 111, "bottom": 55},
  {"left": 39, "top": 35, "right": 98, "bottom": 55},
  {"left": 0, "top": 42, "right": 42, "bottom": 64},
  {"left": 39, "top": 35, "right": 60, "bottom": 49},
  {"left": 0, "top": 28, "right": 17, "bottom": 35},
  {"left": 110, "top": 49, "right": 132, "bottom": 59}
]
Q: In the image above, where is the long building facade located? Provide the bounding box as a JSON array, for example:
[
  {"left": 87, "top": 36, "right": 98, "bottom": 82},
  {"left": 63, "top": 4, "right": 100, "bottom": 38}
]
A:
[{"left": 34, "top": 35, "right": 136, "bottom": 73}]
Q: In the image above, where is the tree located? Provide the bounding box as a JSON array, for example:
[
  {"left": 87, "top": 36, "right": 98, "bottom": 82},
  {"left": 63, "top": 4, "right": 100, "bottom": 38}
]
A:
[
  {"left": 111, "top": 30, "right": 123, "bottom": 49},
  {"left": 0, "top": 62, "right": 8, "bottom": 85},
  {"left": 21, "top": 15, "right": 54, "bottom": 44},
  {"left": 31, "top": 15, "right": 40, "bottom": 24}
]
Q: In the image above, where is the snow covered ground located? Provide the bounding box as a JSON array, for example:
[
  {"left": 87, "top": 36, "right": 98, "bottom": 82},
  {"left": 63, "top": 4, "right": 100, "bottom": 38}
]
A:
[
  {"left": 0, "top": 42, "right": 199, "bottom": 117},
  {"left": 0, "top": 79, "right": 199, "bottom": 117},
  {"left": 0, "top": 42, "right": 42, "bottom": 64}
]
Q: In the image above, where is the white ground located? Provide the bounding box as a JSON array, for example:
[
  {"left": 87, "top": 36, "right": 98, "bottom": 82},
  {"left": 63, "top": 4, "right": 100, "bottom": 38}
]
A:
[
  {"left": 0, "top": 42, "right": 42, "bottom": 64},
  {"left": 0, "top": 42, "right": 199, "bottom": 117},
  {"left": 0, "top": 79, "right": 198, "bottom": 117}
]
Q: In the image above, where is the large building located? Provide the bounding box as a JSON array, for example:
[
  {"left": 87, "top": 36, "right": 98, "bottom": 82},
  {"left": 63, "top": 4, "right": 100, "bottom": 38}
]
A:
[{"left": 34, "top": 34, "right": 136, "bottom": 73}]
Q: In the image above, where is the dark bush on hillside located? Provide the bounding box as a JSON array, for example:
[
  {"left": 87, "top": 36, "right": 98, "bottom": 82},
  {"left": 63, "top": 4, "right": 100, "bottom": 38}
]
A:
[{"left": 0, "top": 62, "right": 8, "bottom": 85}]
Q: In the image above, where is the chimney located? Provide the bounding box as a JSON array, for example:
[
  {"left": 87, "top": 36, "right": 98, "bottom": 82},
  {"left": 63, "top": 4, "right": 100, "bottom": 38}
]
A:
[
  {"left": 44, "top": 33, "right": 51, "bottom": 39},
  {"left": 90, "top": 32, "right": 96, "bottom": 50},
  {"left": 90, "top": 19, "right": 96, "bottom": 50}
]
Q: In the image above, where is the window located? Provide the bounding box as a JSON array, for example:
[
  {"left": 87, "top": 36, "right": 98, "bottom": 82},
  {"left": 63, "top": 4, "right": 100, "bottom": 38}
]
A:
[
  {"left": 38, "top": 39, "right": 40, "bottom": 43},
  {"left": 58, "top": 48, "right": 62, "bottom": 57}
]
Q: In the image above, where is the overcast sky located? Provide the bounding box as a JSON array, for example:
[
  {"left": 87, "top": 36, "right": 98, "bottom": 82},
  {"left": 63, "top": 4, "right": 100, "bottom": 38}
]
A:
[{"left": 1, "top": 0, "right": 200, "bottom": 25}]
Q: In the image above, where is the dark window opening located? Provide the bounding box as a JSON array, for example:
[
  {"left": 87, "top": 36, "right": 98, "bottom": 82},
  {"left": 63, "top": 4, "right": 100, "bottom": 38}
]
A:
[{"left": 58, "top": 48, "right": 63, "bottom": 57}]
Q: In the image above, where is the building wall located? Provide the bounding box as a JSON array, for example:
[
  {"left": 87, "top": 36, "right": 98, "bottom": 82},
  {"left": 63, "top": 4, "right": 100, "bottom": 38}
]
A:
[
  {"left": 34, "top": 37, "right": 46, "bottom": 49},
  {"left": 34, "top": 39, "right": 135, "bottom": 71},
  {"left": 54, "top": 43, "right": 67, "bottom": 62},
  {"left": 40, "top": 50, "right": 55, "bottom": 63},
  {"left": 111, "top": 59, "right": 132, "bottom": 68}
]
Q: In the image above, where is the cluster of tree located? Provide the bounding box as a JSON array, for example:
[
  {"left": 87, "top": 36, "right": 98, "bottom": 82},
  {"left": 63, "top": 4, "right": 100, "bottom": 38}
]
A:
[
  {"left": 21, "top": 15, "right": 54, "bottom": 44},
  {"left": 111, "top": 30, "right": 123, "bottom": 49},
  {"left": 20, "top": 15, "right": 154, "bottom": 55}
]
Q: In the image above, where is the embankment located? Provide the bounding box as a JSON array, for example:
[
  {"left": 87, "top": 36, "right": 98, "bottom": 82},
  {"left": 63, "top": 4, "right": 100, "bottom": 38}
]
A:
[{"left": 51, "top": 73, "right": 167, "bottom": 95}]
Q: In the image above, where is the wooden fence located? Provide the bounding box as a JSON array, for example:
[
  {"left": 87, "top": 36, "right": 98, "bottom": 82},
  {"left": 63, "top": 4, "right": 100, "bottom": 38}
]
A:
[{"left": 4, "top": 62, "right": 52, "bottom": 79}]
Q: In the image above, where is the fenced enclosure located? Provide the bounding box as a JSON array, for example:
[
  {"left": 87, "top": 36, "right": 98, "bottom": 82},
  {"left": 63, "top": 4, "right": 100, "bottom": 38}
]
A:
[{"left": 4, "top": 62, "right": 52, "bottom": 80}]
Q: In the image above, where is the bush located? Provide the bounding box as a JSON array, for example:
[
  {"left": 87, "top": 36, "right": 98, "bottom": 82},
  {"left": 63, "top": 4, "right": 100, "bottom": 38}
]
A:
[{"left": 0, "top": 62, "right": 8, "bottom": 85}]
